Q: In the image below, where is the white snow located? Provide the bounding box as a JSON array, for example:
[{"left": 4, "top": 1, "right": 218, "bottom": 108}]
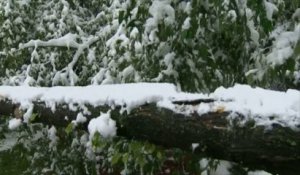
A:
[
  {"left": 182, "top": 17, "right": 191, "bottom": 30},
  {"left": 40, "top": 83, "right": 188, "bottom": 113},
  {"left": 266, "top": 24, "right": 300, "bottom": 66},
  {"left": 197, "top": 103, "right": 212, "bottom": 115},
  {"left": 293, "top": 8, "right": 300, "bottom": 20},
  {"left": 184, "top": 2, "right": 192, "bottom": 15},
  {"left": 212, "top": 85, "right": 300, "bottom": 127},
  {"left": 87, "top": 111, "right": 117, "bottom": 138},
  {"left": 130, "top": 27, "right": 139, "bottom": 39},
  {"left": 144, "top": 0, "right": 175, "bottom": 42},
  {"left": 20, "top": 33, "right": 80, "bottom": 49},
  {"left": 200, "top": 158, "right": 272, "bottom": 175},
  {"left": 75, "top": 112, "right": 87, "bottom": 124},
  {"left": 159, "top": 84, "right": 300, "bottom": 128},
  {"left": 191, "top": 143, "right": 199, "bottom": 152},
  {"left": 248, "top": 171, "right": 272, "bottom": 175},
  {"left": 121, "top": 65, "right": 135, "bottom": 80},
  {"left": 19, "top": 31, "right": 102, "bottom": 86},
  {"left": 0, "top": 86, "right": 45, "bottom": 107},
  {"left": 48, "top": 125, "right": 58, "bottom": 148},
  {"left": 264, "top": 0, "right": 278, "bottom": 21},
  {"left": 247, "top": 19, "right": 259, "bottom": 45},
  {"left": 4, "top": 0, "right": 11, "bottom": 17},
  {"left": 148, "top": 0, "right": 175, "bottom": 26},
  {"left": 8, "top": 118, "right": 22, "bottom": 130},
  {"left": 87, "top": 48, "right": 96, "bottom": 64},
  {"left": 23, "top": 104, "right": 33, "bottom": 123},
  {"left": 134, "top": 41, "right": 143, "bottom": 53},
  {"left": 200, "top": 159, "right": 231, "bottom": 175},
  {"left": 227, "top": 10, "right": 237, "bottom": 22},
  {"left": 0, "top": 133, "right": 18, "bottom": 151},
  {"left": 0, "top": 83, "right": 299, "bottom": 129}
]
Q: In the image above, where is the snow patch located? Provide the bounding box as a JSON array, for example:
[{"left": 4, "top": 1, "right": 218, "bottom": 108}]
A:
[
  {"left": 8, "top": 118, "right": 22, "bottom": 130},
  {"left": 149, "top": 0, "right": 175, "bottom": 26},
  {"left": 23, "top": 104, "right": 33, "bottom": 123},
  {"left": 75, "top": 112, "right": 87, "bottom": 124},
  {"left": 48, "top": 126, "right": 58, "bottom": 148},
  {"left": 200, "top": 159, "right": 231, "bottom": 175},
  {"left": 211, "top": 84, "right": 300, "bottom": 127},
  {"left": 0, "top": 133, "right": 18, "bottom": 151},
  {"left": 266, "top": 24, "right": 300, "bottom": 66},
  {"left": 227, "top": 10, "right": 237, "bottom": 22},
  {"left": 248, "top": 170, "right": 272, "bottom": 175},
  {"left": 20, "top": 33, "right": 79, "bottom": 49},
  {"left": 182, "top": 17, "right": 191, "bottom": 30},
  {"left": 264, "top": 0, "right": 278, "bottom": 21},
  {"left": 292, "top": 8, "right": 300, "bottom": 20},
  {"left": 191, "top": 143, "right": 199, "bottom": 152},
  {"left": 88, "top": 111, "right": 117, "bottom": 138}
]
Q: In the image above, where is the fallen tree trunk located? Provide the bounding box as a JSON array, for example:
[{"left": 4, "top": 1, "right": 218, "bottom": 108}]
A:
[{"left": 0, "top": 99, "right": 300, "bottom": 174}]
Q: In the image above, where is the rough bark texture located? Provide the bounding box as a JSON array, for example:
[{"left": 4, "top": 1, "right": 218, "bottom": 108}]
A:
[{"left": 0, "top": 99, "right": 300, "bottom": 174}]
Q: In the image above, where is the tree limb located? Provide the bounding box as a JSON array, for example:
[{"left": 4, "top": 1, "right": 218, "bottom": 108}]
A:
[{"left": 0, "top": 99, "right": 299, "bottom": 174}]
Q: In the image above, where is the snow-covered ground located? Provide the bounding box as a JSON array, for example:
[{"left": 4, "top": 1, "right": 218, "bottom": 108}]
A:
[{"left": 0, "top": 83, "right": 299, "bottom": 133}]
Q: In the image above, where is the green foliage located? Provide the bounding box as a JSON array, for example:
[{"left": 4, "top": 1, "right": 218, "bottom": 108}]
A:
[
  {"left": 65, "top": 122, "right": 75, "bottom": 134},
  {"left": 29, "top": 113, "right": 38, "bottom": 123},
  {"left": 0, "top": 0, "right": 299, "bottom": 91},
  {"left": 90, "top": 132, "right": 167, "bottom": 174},
  {"left": 0, "top": 118, "right": 97, "bottom": 175},
  {"left": 0, "top": 117, "right": 274, "bottom": 174}
]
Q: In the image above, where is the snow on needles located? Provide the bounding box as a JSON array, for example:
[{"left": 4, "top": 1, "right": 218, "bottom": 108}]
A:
[{"left": 0, "top": 83, "right": 299, "bottom": 130}]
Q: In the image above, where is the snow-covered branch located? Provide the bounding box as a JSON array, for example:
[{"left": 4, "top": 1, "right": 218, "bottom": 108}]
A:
[
  {"left": 0, "top": 83, "right": 299, "bottom": 170},
  {"left": 0, "top": 83, "right": 299, "bottom": 128},
  {"left": 19, "top": 33, "right": 80, "bottom": 49}
]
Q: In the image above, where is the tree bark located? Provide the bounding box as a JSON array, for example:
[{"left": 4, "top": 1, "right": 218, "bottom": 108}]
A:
[{"left": 0, "top": 99, "right": 300, "bottom": 174}]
